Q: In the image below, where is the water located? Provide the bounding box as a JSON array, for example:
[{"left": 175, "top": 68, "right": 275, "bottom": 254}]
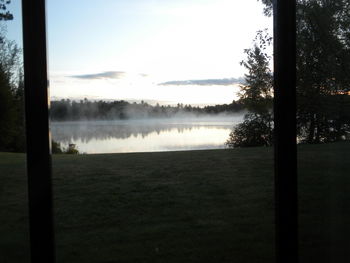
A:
[{"left": 50, "top": 116, "right": 243, "bottom": 154}]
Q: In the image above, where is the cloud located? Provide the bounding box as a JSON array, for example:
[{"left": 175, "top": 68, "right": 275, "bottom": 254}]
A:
[
  {"left": 69, "top": 71, "right": 126, "bottom": 80},
  {"left": 158, "top": 77, "right": 245, "bottom": 86},
  {"left": 139, "top": 73, "right": 149, "bottom": 78}
]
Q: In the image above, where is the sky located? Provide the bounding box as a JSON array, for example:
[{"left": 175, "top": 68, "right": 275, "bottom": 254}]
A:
[{"left": 6, "top": 0, "right": 272, "bottom": 106}]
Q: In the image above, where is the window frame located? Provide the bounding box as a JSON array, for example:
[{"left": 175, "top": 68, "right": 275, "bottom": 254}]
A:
[{"left": 273, "top": 1, "right": 297, "bottom": 263}]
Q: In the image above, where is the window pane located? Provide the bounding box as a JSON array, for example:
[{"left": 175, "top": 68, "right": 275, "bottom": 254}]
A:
[{"left": 48, "top": 1, "right": 275, "bottom": 262}]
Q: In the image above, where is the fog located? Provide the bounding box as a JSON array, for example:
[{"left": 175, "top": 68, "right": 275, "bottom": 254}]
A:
[
  {"left": 51, "top": 114, "right": 244, "bottom": 143},
  {"left": 50, "top": 114, "right": 244, "bottom": 153}
]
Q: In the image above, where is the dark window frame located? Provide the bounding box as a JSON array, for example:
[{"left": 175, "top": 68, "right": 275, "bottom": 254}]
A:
[
  {"left": 273, "top": 1, "right": 297, "bottom": 263},
  {"left": 21, "top": 0, "right": 297, "bottom": 262}
]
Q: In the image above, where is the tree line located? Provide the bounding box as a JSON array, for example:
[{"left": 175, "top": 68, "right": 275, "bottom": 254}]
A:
[
  {"left": 227, "top": 0, "right": 350, "bottom": 147},
  {"left": 0, "top": 1, "right": 25, "bottom": 152},
  {"left": 50, "top": 99, "right": 245, "bottom": 121}
]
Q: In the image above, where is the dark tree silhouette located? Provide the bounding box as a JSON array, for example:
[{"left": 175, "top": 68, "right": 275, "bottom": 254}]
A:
[
  {"left": 0, "top": 3, "right": 25, "bottom": 152},
  {"left": 226, "top": 30, "right": 273, "bottom": 147},
  {"left": 255, "top": 0, "right": 350, "bottom": 143},
  {"left": 295, "top": 0, "right": 350, "bottom": 143}
]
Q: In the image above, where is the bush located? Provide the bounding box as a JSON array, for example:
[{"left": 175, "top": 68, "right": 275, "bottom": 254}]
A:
[
  {"left": 51, "top": 140, "right": 63, "bottom": 154},
  {"left": 65, "top": 144, "right": 79, "bottom": 154},
  {"left": 226, "top": 113, "right": 273, "bottom": 148},
  {"left": 51, "top": 141, "right": 79, "bottom": 154}
]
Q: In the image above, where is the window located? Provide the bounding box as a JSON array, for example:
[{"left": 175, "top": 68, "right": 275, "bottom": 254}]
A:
[{"left": 8, "top": 1, "right": 302, "bottom": 262}]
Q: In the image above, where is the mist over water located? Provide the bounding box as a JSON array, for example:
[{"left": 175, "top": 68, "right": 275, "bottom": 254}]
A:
[{"left": 51, "top": 114, "right": 244, "bottom": 154}]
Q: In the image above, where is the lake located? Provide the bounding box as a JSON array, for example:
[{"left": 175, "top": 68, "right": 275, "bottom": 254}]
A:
[{"left": 50, "top": 115, "right": 244, "bottom": 154}]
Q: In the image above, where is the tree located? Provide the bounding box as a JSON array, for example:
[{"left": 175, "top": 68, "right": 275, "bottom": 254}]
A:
[
  {"left": 258, "top": 0, "right": 273, "bottom": 17},
  {"left": 0, "top": 3, "right": 25, "bottom": 152},
  {"left": 0, "top": 29, "right": 23, "bottom": 151},
  {"left": 226, "top": 30, "right": 273, "bottom": 147},
  {"left": 0, "top": 62, "right": 16, "bottom": 150},
  {"left": 238, "top": 30, "right": 273, "bottom": 114},
  {"left": 257, "top": 0, "right": 350, "bottom": 143},
  {"left": 295, "top": 0, "right": 350, "bottom": 143}
]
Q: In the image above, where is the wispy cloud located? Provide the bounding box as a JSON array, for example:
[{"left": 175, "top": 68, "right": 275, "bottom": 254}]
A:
[
  {"left": 158, "top": 77, "right": 245, "bottom": 86},
  {"left": 69, "top": 71, "right": 126, "bottom": 80},
  {"left": 139, "top": 73, "right": 149, "bottom": 78}
]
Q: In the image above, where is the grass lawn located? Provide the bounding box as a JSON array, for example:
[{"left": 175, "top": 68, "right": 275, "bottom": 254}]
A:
[{"left": 0, "top": 142, "right": 349, "bottom": 263}]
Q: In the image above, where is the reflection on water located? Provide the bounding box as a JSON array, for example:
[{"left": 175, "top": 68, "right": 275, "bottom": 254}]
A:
[{"left": 51, "top": 116, "right": 243, "bottom": 153}]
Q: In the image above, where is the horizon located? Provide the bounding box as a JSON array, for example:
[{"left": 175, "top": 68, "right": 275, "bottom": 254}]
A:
[{"left": 49, "top": 96, "right": 241, "bottom": 108}]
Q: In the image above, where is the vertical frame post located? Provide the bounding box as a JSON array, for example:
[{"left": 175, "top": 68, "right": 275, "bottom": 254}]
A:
[
  {"left": 22, "top": 0, "right": 55, "bottom": 262},
  {"left": 273, "top": 0, "right": 297, "bottom": 263}
]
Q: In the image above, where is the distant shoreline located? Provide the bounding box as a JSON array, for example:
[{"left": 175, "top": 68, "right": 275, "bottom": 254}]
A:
[{"left": 50, "top": 98, "right": 246, "bottom": 122}]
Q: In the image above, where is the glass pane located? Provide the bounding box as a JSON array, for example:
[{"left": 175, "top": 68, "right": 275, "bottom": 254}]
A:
[
  {"left": 48, "top": 1, "right": 275, "bottom": 262},
  {"left": 296, "top": 1, "right": 350, "bottom": 262},
  {"left": 0, "top": 1, "right": 30, "bottom": 262}
]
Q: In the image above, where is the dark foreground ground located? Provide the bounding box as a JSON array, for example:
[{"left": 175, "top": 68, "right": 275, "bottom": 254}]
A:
[{"left": 0, "top": 142, "right": 349, "bottom": 263}]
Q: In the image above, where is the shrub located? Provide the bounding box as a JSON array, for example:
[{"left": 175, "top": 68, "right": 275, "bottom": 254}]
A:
[
  {"left": 51, "top": 141, "right": 79, "bottom": 154},
  {"left": 65, "top": 144, "right": 79, "bottom": 154},
  {"left": 51, "top": 140, "right": 63, "bottom": 154},
  {"left": 226, "top": 114, "right": 273, "bottom": 148}
]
